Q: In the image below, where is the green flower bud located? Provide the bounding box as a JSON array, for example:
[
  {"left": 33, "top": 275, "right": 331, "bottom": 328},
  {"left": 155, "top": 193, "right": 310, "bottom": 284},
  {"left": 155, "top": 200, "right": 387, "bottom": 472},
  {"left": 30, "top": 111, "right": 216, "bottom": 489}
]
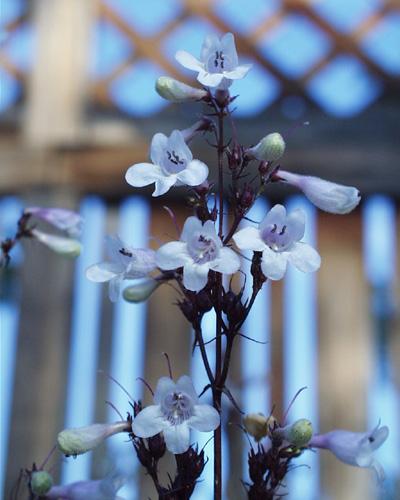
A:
[
  {"left": 31, "top": 470, "right": 53, "bottom": 496},
  {"left": 243, "top": 413, "right": 270, "bottom": 441},
  {"left": 247, "top": 132, "right": 286, "bottom": 162},
  {"left": 156, "top": 77, "right": 207, "bottom": 103},
  {"left": 274, "top": 418, "right": 313, "bottom": 447},
  {"left": 32, "top": 229, "right": 81, "bottom": 258},
  {"left": 122, "top": 279, "right": 160, "bottom": 303}
]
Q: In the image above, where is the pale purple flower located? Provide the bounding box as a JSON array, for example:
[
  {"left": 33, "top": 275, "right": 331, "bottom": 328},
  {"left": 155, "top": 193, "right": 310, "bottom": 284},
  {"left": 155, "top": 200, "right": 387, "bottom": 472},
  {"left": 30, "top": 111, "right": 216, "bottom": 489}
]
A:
[
  {"left": 31, "top": 229, "right": 81, "bottom": 258},
  {"left": 309, "top": 423, "right": 389, "bottom": 482},
  {"left": 46, "top": 474, "right": 125, "bottom": 500},
  {"left": 176, "top": 32, "right": 251, "bottom": 88},
  {"left": 125, "top": 130, "right": 208, "bottom": 197},
  {"left": 57, "top": 421, "right": 130, "bottom": 456},
  {"left": 25, "top": 207, "right": 82, "bottom": 236},
  {"left": 132, "top": 375, "right": 220, "bottom": 454},
  {"left": 86, "top": 235, "right": 156, "bottom": 302},
  {"left": 233, "top": 204, "right": 321, "bottom": 280},
  {"left": 278, "top": 170, "right": 361, "bottom": 214},
  {"left": 156, "top": 216, "right": 240, "bottom": 292}
]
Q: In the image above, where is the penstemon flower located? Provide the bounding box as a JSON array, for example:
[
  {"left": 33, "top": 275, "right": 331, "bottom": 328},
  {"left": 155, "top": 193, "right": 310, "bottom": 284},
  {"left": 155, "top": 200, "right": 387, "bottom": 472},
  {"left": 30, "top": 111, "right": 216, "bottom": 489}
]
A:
[
  {"left": 233, "top": 204, "right": 320, "bottom": 280},
  {"left": 125, "top": 130, "right": 209, "bottom": 197},
  {"left": 132, "top": 375, "right": 220, "bottom": 454},
  {"left": 46, "top": 474, "right": 125, "bottom": 500},
  {"left": 277, "top": 170, "right": 361, "bottom": 214},
  {"left": 309, "top": 423, "right": 389, "bottom": 482},
  {"left": 156, "top": 216, "right": 240, "bottom": 292},
  {"left": 31, "top": 229, "right": 82, "bottom": 258},
  {"left": 86, "top": 235, "right": 156, "bottom": 302},
  {"left": 176, "top": 32, "right": 251, "bottom": 88},
  {"left": 25, "top": 207, "right": 82, "bottom": 237}
]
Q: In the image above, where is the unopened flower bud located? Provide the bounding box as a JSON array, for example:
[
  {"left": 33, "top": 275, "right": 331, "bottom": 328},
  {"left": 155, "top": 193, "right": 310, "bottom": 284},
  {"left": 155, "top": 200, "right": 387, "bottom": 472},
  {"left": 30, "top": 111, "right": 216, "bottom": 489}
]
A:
[
  {"left": 32, "top": 229, "right": 81, "bottom": 258},
  {"left": 156, "top": 76, "right": 207, "bottom": 103},
  {"left": 274, "top": 418, "right": 313, "bottom": 447},
  {"left": 122, "top": 279, "right": 160, "bottom": 303},
  {"left": 181, "top": 118, "right": 214, "bottom": 143},
  {"left": 278, "top": 170, "right": 361, "bottom": 214},
  {"left": 31, "top": 470, "right": 53, "bottom": 496},
  {"left": 57, "top": 421, "right": 129, "bottom": 456},
  {"left": 247, "top": 133, "right": 285, "bottom": 162},
  {"left": 243, "top": 413, "right": 269, "bottom": 441}
]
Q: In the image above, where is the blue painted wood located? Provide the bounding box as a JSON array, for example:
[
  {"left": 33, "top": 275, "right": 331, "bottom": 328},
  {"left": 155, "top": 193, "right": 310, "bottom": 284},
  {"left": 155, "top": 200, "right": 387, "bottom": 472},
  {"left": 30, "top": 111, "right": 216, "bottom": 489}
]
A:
[
  {"left": 0, "top": 197, "right": 24, "bottom": 499},
  {"left": 283, "top": 196, "right": 319, "bottom": 500},
  {"left": 61, "top": 197, "right": 106, "bottom": 484}
]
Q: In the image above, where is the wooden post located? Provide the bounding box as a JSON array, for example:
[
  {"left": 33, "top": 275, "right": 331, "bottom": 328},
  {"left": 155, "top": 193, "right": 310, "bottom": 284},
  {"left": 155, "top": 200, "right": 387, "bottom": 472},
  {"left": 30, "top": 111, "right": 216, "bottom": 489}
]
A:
[{"left": 24, "top": 0, "right": 96, "bottom": 147}]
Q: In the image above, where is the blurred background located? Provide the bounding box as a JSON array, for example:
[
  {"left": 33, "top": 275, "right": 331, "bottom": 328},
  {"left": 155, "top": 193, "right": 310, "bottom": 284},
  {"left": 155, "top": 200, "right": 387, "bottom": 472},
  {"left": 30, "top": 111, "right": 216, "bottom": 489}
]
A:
[{"left": 1, "top": 0, "right": 399, "bottom": 499}]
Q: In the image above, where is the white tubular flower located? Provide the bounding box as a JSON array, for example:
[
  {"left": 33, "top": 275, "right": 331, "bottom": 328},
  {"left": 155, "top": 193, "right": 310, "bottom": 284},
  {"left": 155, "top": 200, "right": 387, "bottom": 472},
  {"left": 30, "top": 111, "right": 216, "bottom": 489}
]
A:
[
  {"left": 46, "top": 474, "right": 125, "bottom": 500},
  {"left": 31, "top": 229, "right": 81, "bottom": 258},
  {"left": 247, "top": 132, "right": 286, "bottom": 162},
  {"left": 86, "top": 236, "right": 156, "bottom": 302},
  {"left": 126, "top": 130, "right": 209, "bottom": 197},
  {"left": 309, "top": 423, "right": 389, "bottom": 483},
  {"left": 156, "top": 76, "right": 207, "bottom": 103},
  {"left": 278, "top": 170, "right": 361, "bottom": 214},
  {"left": 233, "top": 204, "right": 321, "bottom": 280},
  {"left": 25, "top": 207, "right": 82, "bottom": 237},
  {"left": 156, "top": 216, "right": 240, "bottom": 292},
  {"left": 132, "top": 375, "right": 220, "bottom": 454},
  {"left": 176, "top": 32, "right": 251, "bottom": 88},
  {"left": 57, "top": 421, "right": 130, "bottom": 456}
]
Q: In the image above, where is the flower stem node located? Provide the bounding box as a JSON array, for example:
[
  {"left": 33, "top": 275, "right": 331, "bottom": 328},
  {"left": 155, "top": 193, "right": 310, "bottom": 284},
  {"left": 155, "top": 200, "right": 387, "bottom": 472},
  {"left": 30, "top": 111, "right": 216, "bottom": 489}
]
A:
[
  {"left": 31, "top": 470, "right": 53, "bottom": 496},
  {"left": 243, "top": 413, "right": 269, "bottom": 442},
  {"left": 247, "top": 133, "right": 286, "bottom": 162},
  {"left": 274, "top": 418, "right": 313, "bottom": 447},
  {"left": 57, "top": 421, "right": 129, "bottom": 456},
  {"left": 123, "top": 279, "right": 160, "bottom": 303},
  {"left": 156, "top": 77, "right": 207, "bottom": 103}
]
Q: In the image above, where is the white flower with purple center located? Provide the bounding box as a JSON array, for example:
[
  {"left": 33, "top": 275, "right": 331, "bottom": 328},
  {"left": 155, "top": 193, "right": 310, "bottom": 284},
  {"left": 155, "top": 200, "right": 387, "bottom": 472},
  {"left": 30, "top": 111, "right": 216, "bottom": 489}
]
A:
[
  {"left": 125, "top": 130, "right": 208, "bottom": 197},
  {"left": 309, "top": 423, "right": 389, "bottom": 483},
  {"left": 155, "top": 216, "right": 240, "bottom": 292},
  {"left": 176, "top": 32, "right": 251, "bottom": 88},
  {"left": 233, "top": 204, "right": 320, "bottom": 280},
  {"left": 132, "top": 375, "right": 220, "bottom": 454},
  {"left": 86, "top": 236, "right": 156, "bottom": 302}
]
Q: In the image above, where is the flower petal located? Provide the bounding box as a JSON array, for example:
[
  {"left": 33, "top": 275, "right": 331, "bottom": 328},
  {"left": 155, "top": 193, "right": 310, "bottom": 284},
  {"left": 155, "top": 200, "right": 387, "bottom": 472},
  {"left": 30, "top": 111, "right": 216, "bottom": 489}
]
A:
[
  {"left": 181, "top": 216, "right": 203, "bottom": 242},
  {"left": 197, "top": 71, "right": 224, "bottom": 87},
  {"left": 259, "top": 204, "right": 287, "bottom": 233},
  {"left": 233, "top": 226, "right": 266, "bottom": 252},
  {"left": 152, "top": 176, "right": 177, "bottom": 197},
  {"left": 209, "top": 247, "right": 240, "bottom": 275},
  {"left": 188, "top": 404, "right": 220, "bottom": 432},
  {"left": 224, "top": 64, "right": 252, "bottom": 80},
  {"left": 125, "top": 163, "right": 163, "bottom": 188},
  {"left": 200, "top": 34, "right": 220, "bottom": 62},
  {"left": 221, "top": 32, "right": 238, "bottom": 67},
  {"left": 176, "top": 375, "right": 198, "bottom": 404},
  {"left": 175, "top": 50, "right": 204, "bottom": 72},
  {"left": 370, "top": 459, "right": 386, "bottom": 483},
  {"left": 108, "top": 275, "right": 123, "bottom": 302},
  {"left": 156, "top": 241, "right": 190, "bottom": 270},
  {"left": 150, "top": 133, "right": 168, "bottom": 166},
  {"left": 169, "top": 130, "right": 192, "bottom": 163},
  {"left": 183, "top": 263, "right": 209, "bottom": 292},
  {"left": 261, "top": 247, "right": 288, "bottom": 280},
  {"left": 285, "top": 209, "right": 305, "bottom": 242},
  {"left": 288, "top": 242, "right": 321, "bottom": 273},
  {"left": 154, "top": 376, "right": 177, "bottom": 404},
  {"left": 132, "top": 405, "right": 166, "bottom": 438},
  {"left": 163, "top": 423, "right": 190, "bottom": 454},
  {"left": 86, "top": 262, "right": 124, "bottom": 282},
  {"left": 176, "top": 160, "right": 208, "bottom": 187}
]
